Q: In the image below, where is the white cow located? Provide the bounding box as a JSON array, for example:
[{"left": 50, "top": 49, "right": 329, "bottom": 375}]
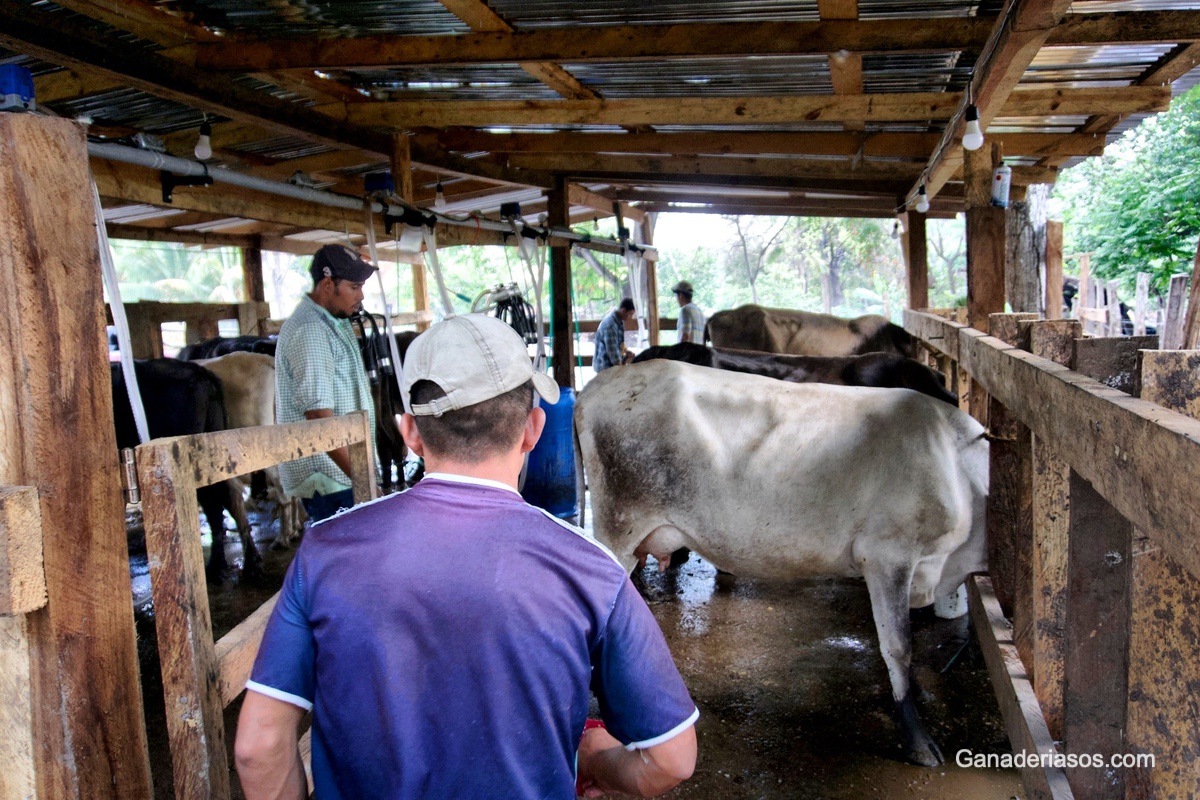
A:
[
  {"left": 199, "top": 352, "right": 306, "bottom": 549},
  {"left": 574, "top": 360, "right": 988, "bottom": 766}
]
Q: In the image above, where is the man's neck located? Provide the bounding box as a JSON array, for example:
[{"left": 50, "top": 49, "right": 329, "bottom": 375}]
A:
[{"left": 421, "top": 454, "right": 524, "bottom": 490}]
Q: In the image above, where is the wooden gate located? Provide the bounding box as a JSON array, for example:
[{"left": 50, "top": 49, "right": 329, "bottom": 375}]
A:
[{"left": 137, "top": 412, "right": 376, "bottom": 799}]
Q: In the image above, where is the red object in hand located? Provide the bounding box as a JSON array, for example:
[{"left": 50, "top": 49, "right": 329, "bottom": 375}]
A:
[{"left": 576, "top": 720, "right": 607, "bottom": 796}]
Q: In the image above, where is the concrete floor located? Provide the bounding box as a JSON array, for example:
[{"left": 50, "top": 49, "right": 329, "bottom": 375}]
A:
[{"left": 635, "top": 553, "right": 1023, "bottom": 799}]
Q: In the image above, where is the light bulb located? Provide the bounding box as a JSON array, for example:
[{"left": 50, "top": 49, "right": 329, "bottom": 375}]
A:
[
  {"left": 915, "top": 185, "right": 930, "bottom": 214},
  {"left": 962, "top": 104, "right": 984, "bottom": 151},
  {"left": 194, "top": 121, "right": 212, "bottom": 160},
  {"left": 891, "top": 221, "right": 900, "bottom": 240},
  {"left": 434, "top": 182, "right": 447, "bottom": 209}
]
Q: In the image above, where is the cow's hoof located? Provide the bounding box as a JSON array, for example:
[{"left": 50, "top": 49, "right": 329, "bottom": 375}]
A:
[{"left": 904, "top": 736, "right": 944, "bottom": 767}]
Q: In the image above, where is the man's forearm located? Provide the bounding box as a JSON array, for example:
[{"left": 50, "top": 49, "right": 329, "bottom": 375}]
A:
[{"left": 303, "top": 409, "right": 354, "bottom": 479}]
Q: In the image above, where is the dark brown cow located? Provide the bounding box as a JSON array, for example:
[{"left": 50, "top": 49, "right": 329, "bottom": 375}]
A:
[
  {"left": 632, "top": 343, "right": 956, "bottom": 405},
  {"left": 706, "top": 304, "right": 916, "bottom": 358}
]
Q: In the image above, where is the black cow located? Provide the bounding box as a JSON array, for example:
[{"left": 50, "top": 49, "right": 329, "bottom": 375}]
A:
[
  {"left": 633, "top": 343, "right": 957, "bottom": 405},
  {"left": 111, "top": 359, "right": 258, "bottom": 582},
  {"left": 177, "top": 335, "right": 277, "bottom": 360},
  {"left": 352, "top": 313, "right": 420, "bottom": 493}
]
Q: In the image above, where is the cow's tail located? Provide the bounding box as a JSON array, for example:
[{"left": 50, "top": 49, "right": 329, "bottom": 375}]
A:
[{"left": 703, "top": 319, "right": 712, "bottom": 346}]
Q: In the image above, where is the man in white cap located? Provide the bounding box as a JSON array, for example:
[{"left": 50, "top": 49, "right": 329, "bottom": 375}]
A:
[
  {"left": 276, "top": 243, "right": 379, "bottom": 522},
  {"left": 671, "top": 281, "right": 706, "bottom": 345},
  {"left": 236, "top": 314, "right": 698, "bottom": 800}
]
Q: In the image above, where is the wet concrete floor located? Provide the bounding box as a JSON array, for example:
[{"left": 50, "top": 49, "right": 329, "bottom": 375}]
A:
[
  {"left": 131, "top": 500, "right": 1022, "bottom": 799},
  {"left": 635, "top": 553, "right": 1022, "bottom": 799}
]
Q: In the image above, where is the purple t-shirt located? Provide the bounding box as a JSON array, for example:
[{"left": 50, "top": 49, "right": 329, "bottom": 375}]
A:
[{"left": 247, "top": 474, "right": 697, "bottom": 800}]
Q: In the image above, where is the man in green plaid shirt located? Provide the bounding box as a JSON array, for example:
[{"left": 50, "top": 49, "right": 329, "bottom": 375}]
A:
[{"left": 276, "top": 244, "right": 378, "bottom": 522}]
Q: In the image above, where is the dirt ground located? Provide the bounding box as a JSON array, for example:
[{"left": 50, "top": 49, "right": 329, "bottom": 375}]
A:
[
  {"left": 131, "top": 502, "right": 1022, "bottom": 799},
  {"left": 635, "top": 553, "right": 1023, "bottom": 800}
]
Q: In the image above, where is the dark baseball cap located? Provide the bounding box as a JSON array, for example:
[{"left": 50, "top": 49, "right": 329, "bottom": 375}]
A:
[{"left": 310, "top": 244, "right": 378, "bottom": 284}]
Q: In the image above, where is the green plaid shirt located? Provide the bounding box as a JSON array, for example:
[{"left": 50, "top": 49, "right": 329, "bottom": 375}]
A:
[
  {"left": 677, "top": 302, "right": 706, "bottom": 344},
  {"left": 276, "top": 295, "right": 376, "bottom": 498}
]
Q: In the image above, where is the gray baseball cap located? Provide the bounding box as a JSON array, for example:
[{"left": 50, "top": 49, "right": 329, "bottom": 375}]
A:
[{"left": 401, "top": 314, "right": 560, "bottom": 416}]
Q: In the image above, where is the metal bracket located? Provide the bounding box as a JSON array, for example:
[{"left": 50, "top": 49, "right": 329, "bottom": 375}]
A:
[
  {"left": 120, "top": 448, "right": 140, "bottom": 504},
  {"left": 160, "top": 169, "right": 213, "bottom": 204}
]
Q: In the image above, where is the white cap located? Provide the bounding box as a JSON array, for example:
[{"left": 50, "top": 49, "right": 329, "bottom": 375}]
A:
[{"left": 401, "top": 314, "right": 560, "bottom": 416}]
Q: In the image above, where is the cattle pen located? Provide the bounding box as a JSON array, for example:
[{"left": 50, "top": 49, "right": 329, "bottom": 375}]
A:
[{"left": 5, "top": 0, "right": 1200, "bottom": 798}]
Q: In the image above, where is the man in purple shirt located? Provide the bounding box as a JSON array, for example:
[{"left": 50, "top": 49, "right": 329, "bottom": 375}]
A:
[{"left": 235, "top": 314, "right": 698, "bottom": 799}]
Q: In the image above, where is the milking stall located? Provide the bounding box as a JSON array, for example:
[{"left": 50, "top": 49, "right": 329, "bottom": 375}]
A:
[{"left": 3, "top": 0, "right": 1200, "bottom": 798}]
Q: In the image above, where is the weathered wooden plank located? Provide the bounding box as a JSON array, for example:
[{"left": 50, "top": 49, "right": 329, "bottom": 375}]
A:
[
  {"left": 0, "top": 486, "right": 46, "bottom": 616},
  {"left": 1027, "top": 319, "right": 1080, "bottom": 741},
  {"left": 1162, "top": 273, "right": 1188, "bottom": 349},
  {"left": 348, "top": 411, "right": 378, "bottom": 506},
  {"left": 1132, "top": 272, "right": 1149, "bottom": 337},
  {"left": 905, "top": 212, "right": 928, "bottom": 310},
  {"left": 968, "top": 575, "right": 1075, "bottom": 800},
  {"left": 139, "top": 439, "right": 229, "bottom": 800},
  {"left": 215, "top": 593, "right": 278, "bottom": 706},
  {"left": 1124, "top": 350, "right": 1200, "bottom": 799},
  {"left": 986, "top": 314, "right": 1037, "bottom": 636},
  {"left": 0, "top": 112, "right": 152, "bottom": 799},
  {"left": 1185, "top": 244, "right": 1200, "bottom": 349},
  {"left": 0, "top": 614, "right": 36, "bottom": 798},
  {"left": 156, "top": 414, "right": 372, "bottom": 490},
  {"left": 1072, "top": 336, "right": 1159, "bottom": 395},
  {"left": 956, "top": 328, "right": 1200, "bottom": 584},
  {"left": 904, "top": 302, "right": 964, "bottom": 362},
  {"left": 1062, "top": 471, "right": 1131, "bottom": 800},
  {"left": 241, "top": 243, "right": 266, "bottom": 304},
  {"left": 1044, "top": 221, "right": 1063, "bottom": 320}
]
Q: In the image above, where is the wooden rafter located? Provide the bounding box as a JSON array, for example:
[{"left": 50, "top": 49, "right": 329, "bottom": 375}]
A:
[
  {"left": 819, "top": 0, "right": 865, "bottom": 133},
  {"left": 913, "top": 0, "right": 1076, "bottom": 201},
  {"left": 0, "top": 0, "right": 549, "bottom": 189},
  {"left": 183, "top": 11, "right": 1200, "bottom": 71},
  {"left": 435, "top": 0, "right": 601, "bottom": 101},
  {"left": 329, "top": 87, "right": 1168, "bottom": 128},
  {"left": 434, "top": 129, "right": 1104, "bottom": 159},
  {"left": 500, "top": 153, "right": 928, "bottom": 181}
]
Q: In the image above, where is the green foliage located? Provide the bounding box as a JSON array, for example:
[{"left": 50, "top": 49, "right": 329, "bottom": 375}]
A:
[
  {"left": 109, "top": 241, "right": 243, "bottom": 303},
  {"left": 1054, "top": 84, "right": 1200, "bottom": 295}
]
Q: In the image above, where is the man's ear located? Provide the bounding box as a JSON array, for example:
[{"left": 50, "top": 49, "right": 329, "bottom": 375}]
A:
[
  {"left": 399, "top": 413, "right": 426, "bottom": 457},
  {"left": 521, "top": 407, "right": 546, "bottom": 454}
]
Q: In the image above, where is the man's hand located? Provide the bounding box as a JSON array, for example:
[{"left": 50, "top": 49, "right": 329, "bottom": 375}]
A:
[
  {"left": 235, "top": 691, "right": 308, "bottom": 800},
  {"left": 576, "top": 723, "right": 697, "bottom": 798},
  {"left": 304, "top": 408, "right": 354, "bottom": 477}
]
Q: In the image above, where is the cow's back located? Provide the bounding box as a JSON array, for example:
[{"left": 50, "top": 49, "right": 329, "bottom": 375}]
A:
[
  {"left": 577, "top": 361, "right": 985, "bottom": 581},
  {"left": 198, "top": 352, "right": 276, "bottom": 429},
  {"left": 707, "top": 304, "right": 914, "bottom": 358}
]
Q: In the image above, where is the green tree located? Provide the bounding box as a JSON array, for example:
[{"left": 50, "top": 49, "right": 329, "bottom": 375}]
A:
[{"left": 1054, "top": 84, "right": 1200, "bottom": 295}]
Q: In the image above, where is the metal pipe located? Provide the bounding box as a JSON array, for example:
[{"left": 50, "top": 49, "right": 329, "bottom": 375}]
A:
[{"left": 86, "top": 141, "right": 655, "bottom": 257}]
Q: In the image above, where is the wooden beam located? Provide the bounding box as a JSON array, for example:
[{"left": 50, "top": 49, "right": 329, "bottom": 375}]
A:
[
  {"left": 914, "top": 0, "right": 1076, "bottom": 203},
  {"left": 503, "top": 153, "right": 925, "bottom": 181},
  {"left": 905, "top": 211, "right": 928, "bottom": 308},
  {"left": 0, "top": 0, "right": 548, "bottom": 189},
  {"left": 0, "top": 113, "right": 152, "bottom": 799},
  {"left": 187, "top": 12, "right": 1200, "bottom": 71},
  {"left": 33, "top": 68, "right": 123, "bottom": 103},
  {"left": 0, "top": 486, "right": 46, "bottom": 616},
  {"left": 241, "top": 239, "right": 266, "bottom": 303},
  {"left": 549, "top": 176, "right": 574, "bottom": 390},
  {"left": 568, "top": 185, "right": 644, "bottom": 223},
  {"left": 257, "top": 149, "right": 387, "bottom": 182},
  {"left": 336, "top": 87, "right": 1167, "bottom": 129},
  {"left": 106, "top": 222, "right": 257, "bottom": 248},
  {"left": 438, "top": 129, "right": 1105, "bottom": 159},
  {"left": 1044, "top": 220, "right": 1064, "bottom": 320}
]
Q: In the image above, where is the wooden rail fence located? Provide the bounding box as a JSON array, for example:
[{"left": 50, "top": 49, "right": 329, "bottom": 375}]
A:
[
  {"left": 137, "top": 412, "right": 376, "bottom": 799},
  {"left": 906, "top": 308, "right": 1200, "bottom": 800}
]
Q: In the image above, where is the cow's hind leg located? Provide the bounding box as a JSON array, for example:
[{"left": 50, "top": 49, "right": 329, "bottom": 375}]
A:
[
  {"left": 198, "top": 485, "right": 230, "bottom": 583},
  {"left": 862, "top": 559, "right": 944, "bottom": 766}
]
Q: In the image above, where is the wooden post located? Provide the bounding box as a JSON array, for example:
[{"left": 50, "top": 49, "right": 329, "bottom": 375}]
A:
[
  {"left": 1125, "top": 350, "right": 1200, "bottom": 798},
  {"left": 1106, "top": 280, "right": 1122, "bottom": 337},
  {"left": 125, "top": 303, "right": 163, "bottom": 359},
  {"left": 548, "top": 176, "right": 575, "bottom": 390},
  {"left": 1133, "top": 273, "right": 1149, "bottom": 336},
  {"left": 985, "top": 313, "right": 1038, "bottom": 621},
  {"left": 1184, "top": 245, "right": 1200, "bottom": 349},
  {"left": 1062, "top": 342, "right": 1140, "bottom": 800},
  {"left": 1027, "top": 319, "right": 1081, "bottom": 741},
  {"left": 906, "top": 210, "right": 928, "bottom": 310},
  {"left": 1073, "top": 336, "right": 1160, "bottom": 396},
  {"left": 1044, "top": 221, "right": 1063, "bottom": 320},
  {"left": 391, "top": 135, "right": 429, "bottom": 332},
  {"left": 1162, "top": 273, "right": 1189, "bottom": 349},
  {"left": 241, "top": 237, "right": 266, "bottom": 304},
  {"left": 0, "top": 113, "right": 152, "bottom": 799},
  {"left": 642, "top": 213, "right": 660, "bottom": 346},
  {"left": 964, "top": 143, "right": 1006, "bottom": 421},
  {"left": 1078, "top": 254, "right": 1093, "bottom": 330}
]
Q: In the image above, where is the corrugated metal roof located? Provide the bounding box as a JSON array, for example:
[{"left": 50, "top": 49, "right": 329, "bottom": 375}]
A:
[
  {"left": 168, "top": 0, "right": 471, "bottom": 38},
  {"left": 567, "top": 56, "right": 832, "bottom": 97},
  {"left": 342, "top": 64, "right": 561, "bottom": 101}
]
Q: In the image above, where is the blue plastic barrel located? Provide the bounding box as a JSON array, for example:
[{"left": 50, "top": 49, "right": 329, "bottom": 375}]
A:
[{"left": 521, "top": 387, "right": 578, "bottom": 520}]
